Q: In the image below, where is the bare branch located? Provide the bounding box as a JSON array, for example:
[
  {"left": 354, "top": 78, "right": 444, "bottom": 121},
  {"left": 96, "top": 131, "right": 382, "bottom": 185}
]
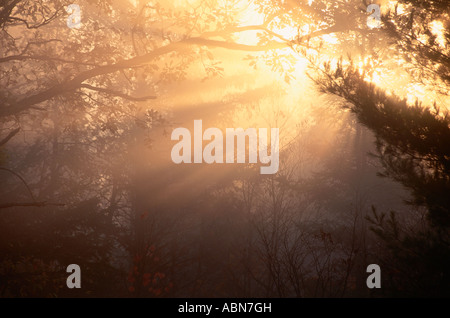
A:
[
  {"left": 0, "top": 127, "right": 20, "bottom": 147},
  {"left": 0, "top": 0, "right": 21, "bottom": 29},
  {"left": 6, "top": 6, "right": 61, "bottom": 29},
  {"left": 0, "top": 167, "right": 36, "bottom": 201},
  {"left": 0, "top": 202, "right": 65, "bottom": 209}
]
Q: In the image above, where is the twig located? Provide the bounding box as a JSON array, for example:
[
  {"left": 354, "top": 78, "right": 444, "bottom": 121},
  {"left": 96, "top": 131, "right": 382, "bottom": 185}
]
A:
[
  {"left": 0, "top": 127, "right": 20, "bottom": 147},
  {"left": 80, "top": 84, "right": 157, "bottom": 101},
  {"left": 0, "top": 202, "right": 65, "bottom": 209}
]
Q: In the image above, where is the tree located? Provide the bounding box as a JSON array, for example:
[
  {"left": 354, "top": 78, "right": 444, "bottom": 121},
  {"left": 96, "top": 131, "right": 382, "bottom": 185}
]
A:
[
  {"left": 1, "top": 0, "right": 448, "bottom": 297},
  {"left": 309, "top": 0, "right": 450, "bottom": 296},
  {"left": 383, "top": 0, "right": 449, "bottom": 94}
]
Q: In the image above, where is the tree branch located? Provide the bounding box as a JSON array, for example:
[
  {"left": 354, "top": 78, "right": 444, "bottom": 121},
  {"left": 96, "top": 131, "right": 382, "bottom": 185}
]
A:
[
  {"left": 0, "top": 202, "right": 65, "bottom": 209},
  {"left": 80, "top": 84, "right": 157, "bottom": 101},
  {"left": 199, "top": 24, "right": 291, "bottom": 42},
  {"left": 0, "top": 167, "right": 36, "bottom": 201},
  {"left": 0, "top": 54, "right": 97, "bottom": 66},
  {"left": 6, "top": 7, "right": 61, "bottom": 29},
  {"left": 0, "top": 127, "right": 20, "bottom": 147},
  {"left": 0, "top": 168, "right": 65, "bottom": 210},
  {"left": 0, "top": 37, "right": 293, "bottom": 117},
  {"left": 0, "top": 0, "right": 21, "bottom": 28}
]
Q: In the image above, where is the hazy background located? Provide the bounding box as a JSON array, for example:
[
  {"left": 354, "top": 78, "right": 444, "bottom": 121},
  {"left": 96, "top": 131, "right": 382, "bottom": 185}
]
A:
[{"left": 0, "top": 0, "right": 448, "bottom": 297}]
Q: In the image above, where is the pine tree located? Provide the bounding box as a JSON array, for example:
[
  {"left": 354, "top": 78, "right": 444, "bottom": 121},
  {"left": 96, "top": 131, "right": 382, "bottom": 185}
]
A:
[{"left": 310, "top": 0, "right": 450, "bottom": 296}]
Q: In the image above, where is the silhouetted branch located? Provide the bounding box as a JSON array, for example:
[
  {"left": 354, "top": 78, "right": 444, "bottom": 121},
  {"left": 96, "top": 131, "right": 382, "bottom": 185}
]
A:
[
  {"left": 0, "top": 0, "right": 21, "bottom": 28},
  {"left": 0, "top": 202, "right": 65, "bottom": 209},
  {"left": 0, "top": 166, "right": 66, "bottom": 209},
  {"left": 0, "top": 127, "right": 20, "bottom": 147},
  {"left": 0, "top": 167, "right": 36, "bottom": 201},
  {"left": 0, "top": 37, "right": 290, "bottom": 117},
  {"left": 80, "top": 84, "right": 157, "bottom": 102},
  {"left": 0, "top": 54, "right": 98, "bottom": 66},
  {"left": 7, "top": 7, "right": 61, "bottom": 29}
]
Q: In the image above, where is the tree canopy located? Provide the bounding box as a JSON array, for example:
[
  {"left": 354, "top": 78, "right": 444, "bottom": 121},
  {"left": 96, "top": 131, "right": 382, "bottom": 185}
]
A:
[{"left": 0, "top": 0, "right": 448, "bottom": 297}]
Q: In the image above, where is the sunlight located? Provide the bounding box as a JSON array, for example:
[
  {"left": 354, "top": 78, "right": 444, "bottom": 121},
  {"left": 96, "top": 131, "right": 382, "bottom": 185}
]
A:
[
  {"left": 271, "top": 23, "right": 299, "bottom": 41},
  {"left": 238, "top": 0, "right": 265, "bottom": 26},
  {"left": 128, "top": 0, "right": 138, "bottom": 7},
  {"left": 235, "top": 0, "right": 265, "bottom": 45},
  {"left": 356, "top": 57, "right": 384, "bottom": 87},
  {"left": 430, "top": 20, "right": 446, "bottom": 49},
  {"left": 322, "top": 34, "right": 338, "bottom": 45},
  {"left": 406, "top": 83, "right": 426, "bottom": 105},
  {"left": 370, "top": 70, "right": 383, "bottom": 87},
  {"left": 237, "top": 0, "right": 299, "bottom": 42},
  {"left": 357, "top": 56, "right": 372, "bottom": 74},
  {"left": 384, "top": 0, "right": 407, "bottom": 14}
]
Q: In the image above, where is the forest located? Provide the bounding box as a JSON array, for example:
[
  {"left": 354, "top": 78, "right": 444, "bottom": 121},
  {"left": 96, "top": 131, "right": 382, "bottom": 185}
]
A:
[{"left": 0, "top": 0, "right": 449, "bottom": 297}]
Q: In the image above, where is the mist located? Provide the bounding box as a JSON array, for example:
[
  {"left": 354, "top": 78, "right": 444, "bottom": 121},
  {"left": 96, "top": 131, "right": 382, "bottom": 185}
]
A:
[{"left": 0, "top": 0, "right": 449, "bottom": 297}]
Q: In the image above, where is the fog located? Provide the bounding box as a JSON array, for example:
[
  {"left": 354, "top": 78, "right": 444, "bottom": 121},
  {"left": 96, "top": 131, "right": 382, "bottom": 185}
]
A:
[{"left": 0, "top": 0, "right": 449, "bottom": 297}]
